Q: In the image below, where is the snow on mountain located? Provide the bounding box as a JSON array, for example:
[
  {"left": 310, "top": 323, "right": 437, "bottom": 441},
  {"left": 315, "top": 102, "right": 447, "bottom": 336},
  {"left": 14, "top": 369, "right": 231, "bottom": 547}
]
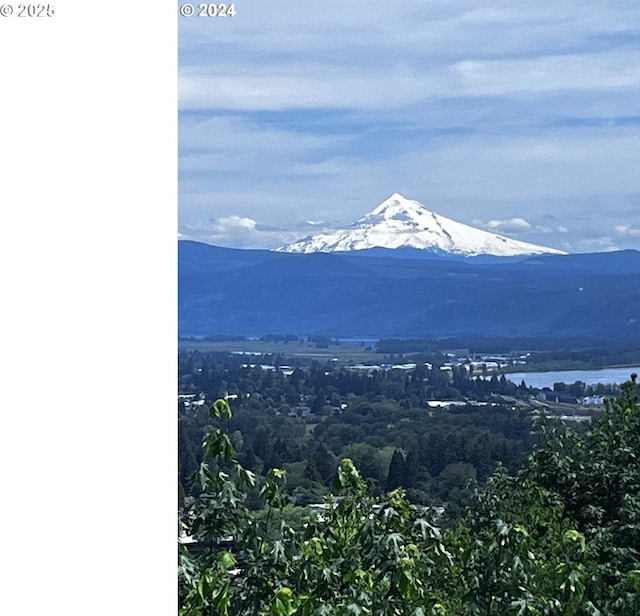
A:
[{"left": 276, "top": 193, "right": 566, "bottom": 257}]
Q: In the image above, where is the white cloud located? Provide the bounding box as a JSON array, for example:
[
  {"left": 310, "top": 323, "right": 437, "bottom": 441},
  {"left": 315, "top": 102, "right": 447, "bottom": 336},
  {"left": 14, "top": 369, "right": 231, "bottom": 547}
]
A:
[
  {"left": 178, "top": 216, "right": 262, "bottom": 248},
  {"left": 178, "top": 216, "right": 338, "bottom": 250},
  {"left": 179, "top": 48, "right": 640, "bottom": 112},
  {"left": 485, "top": 218, "right": 532, "bottom": 233},
  {"left": 179, "top": 66, "right": 429, "bottom": 111},
  {"left": 212, "top": 216, "right": 257, "bottom": 233},
  {"left": 450, "top": 51, "right": 639, "bottom": 99},
  {"left": 614, "top": 225, "right": 640, "bottom": 238},
  {"left": 479, "top": 217, "right": 573, "bottom": 241}
]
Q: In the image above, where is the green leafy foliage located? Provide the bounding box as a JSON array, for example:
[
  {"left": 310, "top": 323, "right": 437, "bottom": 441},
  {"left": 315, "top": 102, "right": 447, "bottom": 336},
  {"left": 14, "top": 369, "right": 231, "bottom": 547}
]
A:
[
  {"left": 527, "top": 379, "right": 640, "bottom": 611},
  {"left": 180, "top": 377, "right": 639, "bottom": 614},
  {"left": 454, "top": 469, "right": 598, "bottom": 614}
]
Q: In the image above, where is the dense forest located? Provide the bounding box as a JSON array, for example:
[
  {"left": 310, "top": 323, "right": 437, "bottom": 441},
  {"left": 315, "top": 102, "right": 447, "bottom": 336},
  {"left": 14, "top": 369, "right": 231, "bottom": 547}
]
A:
[
  {"left": 179, "top": 350, "right": 619, "bottom": 512},
  {"left": 179, "top": 375, "right": 640, "bottom": 614}
]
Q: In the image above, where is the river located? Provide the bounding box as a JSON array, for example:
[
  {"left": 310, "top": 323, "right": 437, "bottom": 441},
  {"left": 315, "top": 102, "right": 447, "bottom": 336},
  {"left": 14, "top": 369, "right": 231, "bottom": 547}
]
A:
[{"left": 502, "top": 366, "right": 640, "bottom": 389}]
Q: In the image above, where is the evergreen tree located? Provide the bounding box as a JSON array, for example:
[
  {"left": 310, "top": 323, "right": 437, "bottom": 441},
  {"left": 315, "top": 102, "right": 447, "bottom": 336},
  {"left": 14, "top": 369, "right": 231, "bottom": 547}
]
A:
[
  {"left": 404, "top": 449, "right": 419, "bottom": 489},
  {"left": 252, "top": 427, "right": 270, "bottom": 461},
  {"left": 311, "top": 443, "right": 335, "bottom": 484},
  {"left": 386, "top": 448, "right": 408, "bottom": 490},
  {"left": 303, "top": 457, "right": 322, "bottom": 483}
]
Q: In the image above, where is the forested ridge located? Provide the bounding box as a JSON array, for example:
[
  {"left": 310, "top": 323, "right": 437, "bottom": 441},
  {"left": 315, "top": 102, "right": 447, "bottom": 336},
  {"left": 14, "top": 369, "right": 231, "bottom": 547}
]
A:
[
  {"left": 178, "top": 350, "right": 640, "bottom": 614},
  {"left": 178, "top": 241, "right": 640, "bottom": 339}
]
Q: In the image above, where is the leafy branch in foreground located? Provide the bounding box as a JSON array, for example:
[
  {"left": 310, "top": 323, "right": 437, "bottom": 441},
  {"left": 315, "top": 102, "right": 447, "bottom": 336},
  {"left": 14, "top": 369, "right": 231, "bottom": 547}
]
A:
[
  {"left": 179, "top": 398, "right": 455, "bottom": 615},
  {"left": 527, "top": 378, "right": 640, "bottom": 612},
  {"left": 179, "top": 377, "right": 640, "bottom": 614}
]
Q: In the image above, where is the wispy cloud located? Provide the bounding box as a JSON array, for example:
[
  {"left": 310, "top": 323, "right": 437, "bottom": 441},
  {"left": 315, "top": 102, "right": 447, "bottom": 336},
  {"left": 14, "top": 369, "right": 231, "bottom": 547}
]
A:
[
  {"left": 179, "top": 0, "right": 640, "bottom": 253},
  {"left": 179, "top": 50, "right": 639, "bottom": 112},
  {"left": 480, "top": 218, "right": 573, "bottom": 237},
  {"left": 178, "top": 217, "right": 336, "bottom": 250},
  {"left": 614, "top": 225, "right": 640, "bottom": 238},
  {"left": 484, "top": 218, "right": 532, "bottom": 234}
]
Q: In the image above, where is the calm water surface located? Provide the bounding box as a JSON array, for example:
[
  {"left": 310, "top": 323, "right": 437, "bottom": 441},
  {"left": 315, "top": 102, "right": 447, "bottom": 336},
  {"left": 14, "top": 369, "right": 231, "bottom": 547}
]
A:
[{"left": 504, "top": 366, "right": 640, "bottom": 389}]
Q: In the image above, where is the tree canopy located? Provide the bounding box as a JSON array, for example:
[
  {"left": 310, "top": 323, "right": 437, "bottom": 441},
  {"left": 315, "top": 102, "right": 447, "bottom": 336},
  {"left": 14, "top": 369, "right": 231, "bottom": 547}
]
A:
[{"left": 179, "top": 378, "right": 640, "bottom": 614}]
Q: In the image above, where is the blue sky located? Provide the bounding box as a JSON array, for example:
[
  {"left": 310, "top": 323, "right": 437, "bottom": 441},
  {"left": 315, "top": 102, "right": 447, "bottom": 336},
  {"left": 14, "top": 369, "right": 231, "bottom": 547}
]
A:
[{"left": 178, "top": 0, "right": 640, "bottom": 253}]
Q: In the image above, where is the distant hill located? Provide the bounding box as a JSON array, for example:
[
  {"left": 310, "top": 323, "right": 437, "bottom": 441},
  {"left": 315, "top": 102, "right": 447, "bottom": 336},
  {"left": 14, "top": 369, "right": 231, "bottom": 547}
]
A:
[{"left": 178, "top": 241, "right": 640, "bottom": 340}]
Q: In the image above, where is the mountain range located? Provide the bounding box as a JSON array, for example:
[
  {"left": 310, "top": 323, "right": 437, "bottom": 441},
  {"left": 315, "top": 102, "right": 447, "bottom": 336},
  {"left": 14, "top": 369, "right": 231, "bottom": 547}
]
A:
[
  {"left": 178, "top": 240, "right": 640, "bottom": 340},
  {"left": 277, "top": 193, "right": 565, "bottom": 257}
]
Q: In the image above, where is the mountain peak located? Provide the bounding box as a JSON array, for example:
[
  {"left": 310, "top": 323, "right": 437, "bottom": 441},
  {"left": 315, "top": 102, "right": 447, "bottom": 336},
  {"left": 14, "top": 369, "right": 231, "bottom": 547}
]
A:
[
  {"left": 379, "top": 192, "right": 414, "bottom": 207},
  {"left": 277, "top": 194, "right": 567, "bottom": 257},
  {"left": 366, "top": 193, "right": 425, "bottom": 215},
  {"left": 360, "top": 193, "right": 438, "bottom": 227}
]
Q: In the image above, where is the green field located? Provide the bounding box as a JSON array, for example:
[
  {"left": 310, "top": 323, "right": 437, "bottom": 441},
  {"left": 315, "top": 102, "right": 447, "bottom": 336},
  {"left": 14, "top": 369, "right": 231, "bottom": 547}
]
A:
[{"left": 177, "top": 338, "right": 384, "bottom": 363}]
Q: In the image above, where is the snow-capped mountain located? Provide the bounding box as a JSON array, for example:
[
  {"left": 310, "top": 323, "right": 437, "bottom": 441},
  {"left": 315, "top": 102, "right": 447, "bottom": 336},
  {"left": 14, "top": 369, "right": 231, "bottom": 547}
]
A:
[{"left": 277, "top": 193, "right": 566, "bottom": 257}]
